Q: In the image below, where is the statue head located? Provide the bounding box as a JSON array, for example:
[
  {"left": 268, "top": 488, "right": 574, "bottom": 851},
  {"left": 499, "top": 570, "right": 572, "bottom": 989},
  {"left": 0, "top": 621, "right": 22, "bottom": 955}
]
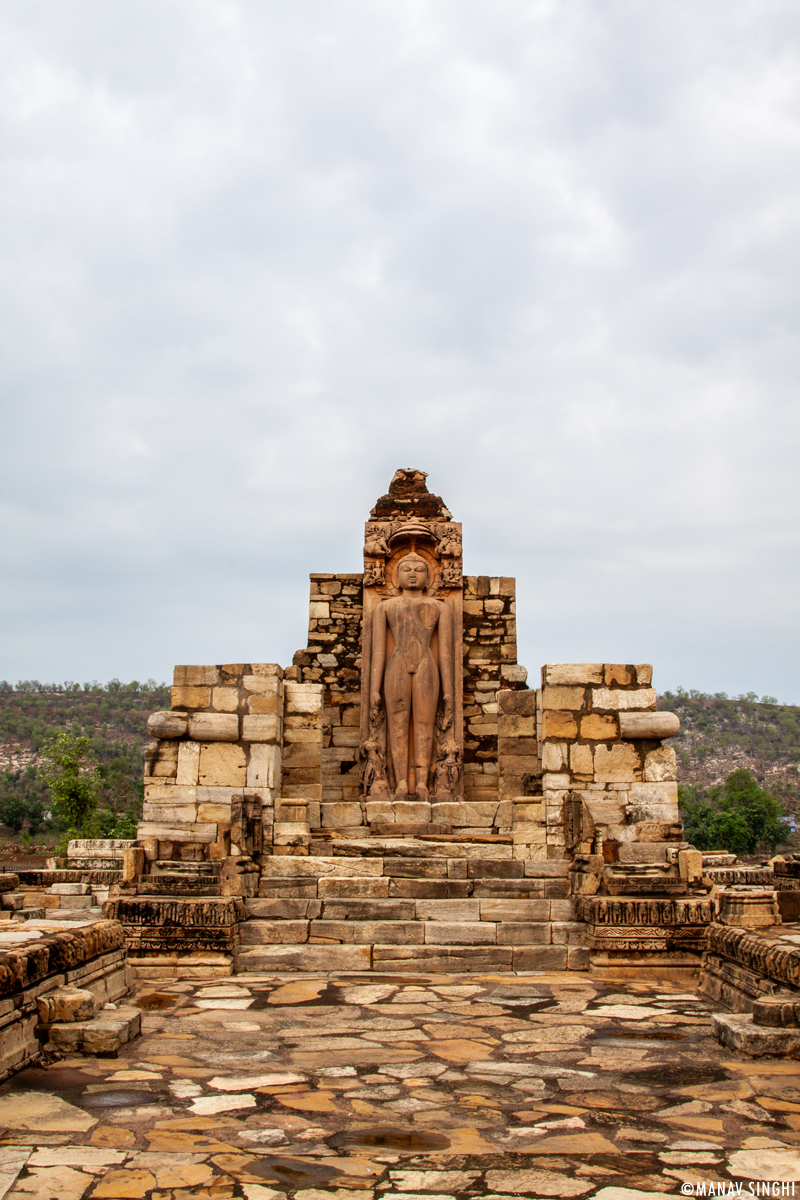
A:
[{"left": 396, "top": 552, "right": 429, "bottom": 592}]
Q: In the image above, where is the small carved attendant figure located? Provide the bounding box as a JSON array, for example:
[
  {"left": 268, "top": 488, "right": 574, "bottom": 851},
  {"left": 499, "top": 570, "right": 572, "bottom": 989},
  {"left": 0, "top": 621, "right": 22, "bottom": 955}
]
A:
[{"left": 369, "top": 553, "right": 454, "bottom": 803}]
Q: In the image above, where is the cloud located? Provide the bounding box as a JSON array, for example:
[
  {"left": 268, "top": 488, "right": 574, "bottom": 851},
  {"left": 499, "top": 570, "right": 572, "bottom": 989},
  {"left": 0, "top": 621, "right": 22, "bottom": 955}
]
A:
[{"left": 0, "top": 0, "right": 798, "bottom": 699}]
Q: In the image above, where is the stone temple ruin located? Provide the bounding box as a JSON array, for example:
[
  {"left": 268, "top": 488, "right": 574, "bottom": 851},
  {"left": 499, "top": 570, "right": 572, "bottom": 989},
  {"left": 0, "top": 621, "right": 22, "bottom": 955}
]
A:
[
  {"left": 109, "top": 467, "right": 711, "bottom": 978},
  {"left": 1, "top": 468, "right": 800, "bottom": 1089}
]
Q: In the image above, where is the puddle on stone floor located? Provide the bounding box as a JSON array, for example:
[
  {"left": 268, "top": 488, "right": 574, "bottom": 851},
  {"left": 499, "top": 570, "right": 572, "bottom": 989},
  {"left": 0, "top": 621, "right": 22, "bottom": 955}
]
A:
[
  {"left": 246, "top": 1156, "right": 344, "bottom": 1187},
  {"left": 327, "top": 1125, "right": 450, "bottom": 1152},
  {"left": 80, "top": 1089, "right": 161, "bottom": 1108},
  {"left": 134, "top": 992, "right": 179, "bottom": 1010},
  {"left": 2, "top": 1066, "right": 97, "bottom": 1106},
  {"left": 622, "top": 1064, "right": 730, "bottom": 1089}
]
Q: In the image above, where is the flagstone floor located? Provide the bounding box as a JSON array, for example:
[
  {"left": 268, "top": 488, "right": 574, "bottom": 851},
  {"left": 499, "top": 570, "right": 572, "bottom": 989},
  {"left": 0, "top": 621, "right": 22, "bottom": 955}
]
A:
[{"left": 0, "top": 971, "right": 799, "bottom": 1199}]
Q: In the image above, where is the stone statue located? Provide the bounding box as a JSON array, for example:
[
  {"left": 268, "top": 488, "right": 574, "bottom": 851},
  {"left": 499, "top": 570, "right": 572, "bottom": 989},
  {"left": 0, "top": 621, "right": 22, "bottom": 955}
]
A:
[{"left": 369, "top": 552, "right": 454, "bottom": 803}]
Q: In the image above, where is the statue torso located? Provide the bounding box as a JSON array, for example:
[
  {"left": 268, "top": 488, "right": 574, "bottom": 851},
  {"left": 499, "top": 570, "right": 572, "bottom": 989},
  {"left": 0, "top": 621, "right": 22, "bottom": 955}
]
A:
[{"left": 383, "top": 594, "right": 442, "bottom": 675}]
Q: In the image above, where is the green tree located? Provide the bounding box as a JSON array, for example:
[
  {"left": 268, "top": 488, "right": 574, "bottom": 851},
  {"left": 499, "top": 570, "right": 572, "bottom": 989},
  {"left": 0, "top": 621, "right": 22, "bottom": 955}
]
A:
[
  {"left": 680, "top": 767, "right": 790, "bottom": 854},
  {"left": 41, "top": 732, "right": 98, "bottom": 836}
]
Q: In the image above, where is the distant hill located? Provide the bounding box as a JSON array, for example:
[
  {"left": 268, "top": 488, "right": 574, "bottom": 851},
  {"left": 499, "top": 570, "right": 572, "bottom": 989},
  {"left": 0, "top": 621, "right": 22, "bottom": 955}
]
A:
[
  {"left": 658, "top": 689, "right": 800, "bottom": 819},
  {"left": 1, "top": 677, "right": 797, "bottom": 837},
  {"left": 0, "top": 679, "right": 170, "bottom": 838}
]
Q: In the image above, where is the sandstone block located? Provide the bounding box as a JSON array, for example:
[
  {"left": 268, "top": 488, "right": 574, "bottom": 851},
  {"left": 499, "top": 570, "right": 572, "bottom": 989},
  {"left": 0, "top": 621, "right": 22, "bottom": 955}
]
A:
[
  {"left": 619, "top": 711, "right": 681, "bottom": 739},
  {"left": 497, "top": 714, "right": 536, "bottom": 737},
  {"left": 241, "top": 919, "right": 308, "bottom": 944},
  {"left": 147, "top": 711, "right": 189, "bottom": 739},
  {"left": 496, "top": 922, "right": 551, "bottom": 944},
  {"left": 550, "top": 899, "right": 577, "bottom": 920},
  {"left": 415, "top": 899, "right": 480, "bottom": 921},
  {"left": 424, "top": 921, "right": 496, "bottom": 944},
  {"left": 542, "top": 742, "right": 567, "bottom": 771},
  {"left": 604, "top": 664, "right": 634, "bottom": 685},
  {"left": 461, "top": 802, "right": 498, "bottom": 826},
  {"left": 198, "top": 743, "right": 246, "bottom": 787},
  {"left": 580, "top": 796, "right": 626, "bottom": 825},
  {"left": 284, "top": 682, "right": 323, "bottom": 715},
  {"left": 250, "top": 662, "right": 283, "bottom": 677},
  {"left": 318, "top": 878, "right": 389, "bottom": 898},
  {"left": 479, "top": 899, "right": 549, "bottom": 921},
  {"left": 171, "top": 686, "right": 210, "bottom": 710},
  {"left": 212, "top": 686, "right": 239, "bottom": 712},
  {"left": 247, "top": 743, "right": 281, "bottom": 789},
  {"left": 248, "top": 693, "right": 280, "bottom": 714},
  {"left": 392, "top": 801, "right": 432, "bottom": 823},
  {"left": 543, "top": 664, "right": 603, "bottom": 686},
  {"left": 513, "top": 825, "right": 547, "bottom": 845},
  {"left": 512, "top": 803, "right": 544, "bottom": 824},
  {"left": 197, "top": 802, "right": 231, "bottom": 823},
  {"left": 431, "top": 803, "right": 467, "bottom": 824},
  {"left": 627, "top": 781, "right": 679, "bottom": 820},
  {"left": 144, "top": 783, "right": 197, "bottom": 801},
  {"left": 189, "top": 713, "right": 239, "bottom": 741},
  {"left": 241, "top": 714, "right": 280, "bottom": 743},
  {"left": 644, "top": 746, "right": 677, "bottom": 781},
  {"left": 236, "top": 944, "right": 371, "bottom": 972},
  {"left": 282, "top": 742, "right": 321, "bottom": 767},
  {"left": 315, "top": 920, "right": 424, "bottom": 945},
  {"left": 569, "top": 743, "right": 594, "bottom": 776},
  {"left": 593, "top": 743, "right": 640, "bottom": 783},
  {"left": 176, "top": 741, "right": 200, "bottom": 786},
  {"left": 551, "top": 921, "right": 588, "bottom": 945},
  {"left": 321, "top": 898, "right": 413, "bottom": 921},
  {"left": 635, "top": 664, "right": 653, "bottom": 685},
  {"left": 543, "top": 686, "right": 585, "bottom": 710},
  {"left": 174, "top": 665, "right": 219, "bottom": 686},
  {"left": 542, "top": 712, "right": 578, "bottom": 740},
  {"left": 513, "top": 945, "right": 568, "bottom": 970},
  {"left": 591, "top": 687, "right": 657, "bottom": 711},
  {"left": 321, "top": 802, "right": 363, "bottom": 827},
  {"left": 142, "top": 802, "right": 197, "bottom": 823},
  {"left": 243, "top": 674, "right": 282, "bottom": 697},
  {"left": 580, "top": 713, "right": 618, "bottom": 740},
  {"left": 137, "top": 821, "right": 217, "bottom": 843},
  {"left": 37, "top": 987, "right": 94, "bottom": 1024},
  {"left": 617, "top": 842, "right": 669, "bottom": 863}
]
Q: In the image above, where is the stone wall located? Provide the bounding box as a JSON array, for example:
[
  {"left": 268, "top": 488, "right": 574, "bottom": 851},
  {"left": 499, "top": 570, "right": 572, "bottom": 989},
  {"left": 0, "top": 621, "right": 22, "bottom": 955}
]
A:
[{"left": 534, "top": 662, "right": 681, "bottom": 863}]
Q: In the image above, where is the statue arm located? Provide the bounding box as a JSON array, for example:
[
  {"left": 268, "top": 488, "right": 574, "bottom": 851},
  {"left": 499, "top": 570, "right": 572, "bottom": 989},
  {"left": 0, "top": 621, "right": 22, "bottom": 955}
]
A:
[
  {"left": 370, "top": 603, "right": 387, "bottom": 722},
  {"left": 438, "top": 602, "right": 454, "bottom": 728}
]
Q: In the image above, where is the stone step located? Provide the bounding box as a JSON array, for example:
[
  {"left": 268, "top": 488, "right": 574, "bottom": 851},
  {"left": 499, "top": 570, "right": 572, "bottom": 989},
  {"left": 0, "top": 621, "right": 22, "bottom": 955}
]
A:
[
  {"left": 45, "top": 1005, "right": 141, "bottom": 1055},
  {"left": 234, "top": 942, "right": 585, "bottom": 973},
  {"left": 245, "top": 896, "right": 576, "bottom": 922},
  {"left": 241, "top": 916, "right": 582, "bottom": 946}
]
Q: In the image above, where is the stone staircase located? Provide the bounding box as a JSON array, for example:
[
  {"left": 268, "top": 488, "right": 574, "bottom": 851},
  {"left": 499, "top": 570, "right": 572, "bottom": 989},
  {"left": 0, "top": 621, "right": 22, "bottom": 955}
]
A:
[{"left": 234, "top": 835, "right": 588, "bottom": 973}]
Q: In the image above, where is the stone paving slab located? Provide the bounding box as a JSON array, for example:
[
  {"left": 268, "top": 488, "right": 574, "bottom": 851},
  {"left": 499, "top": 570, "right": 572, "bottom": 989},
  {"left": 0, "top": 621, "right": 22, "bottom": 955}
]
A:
[{"left": 0, "top": 971, "right": 799, "bottom": 1198}]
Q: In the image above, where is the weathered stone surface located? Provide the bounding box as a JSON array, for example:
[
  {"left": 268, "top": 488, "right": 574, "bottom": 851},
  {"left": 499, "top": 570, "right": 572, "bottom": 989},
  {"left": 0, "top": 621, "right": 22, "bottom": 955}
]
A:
[
  {"left": 37, "top": 986, "right": 94, "bottom": 1024},
  {"left": 644, "top": 745, "right": 677, "bottom": 781},
  {"left": 619, "top": 710, "right": 680, "bottom": 738},
  {"left": 592, "top": 687, "right": 657, "bottom": 711},
  {"left": 47, "top": 1006, "right": 141, "bottom": 1055},
  {"left": 175, "top": 664, "right": 220, "bottom": 686},
  {"left": 189, "top": 713, "right": 239, "bottom": 742},
  {"left": 198, "top": 743, "right": 247, "bottom": 787},
  {"left": 542, "top": 712, "right": 578, "bottom": 740},
  {"left": 580, "top": 713, "right": 618, "bottom": 740},
  {"left": 593, "top": 743, "right": 640, "bottom": 782},
  {"left": 176, "top": 740, "right": 201, "bottom": 785},
  {"left": 242, "top": 714, "right": 281, "bottom": 743},
  {"left": 543, "top": 663, "right": 603, "bottom": 685},
  {"left": 147, "top": 711, "right": 189, "bottom": 738},
  {"left": 542, "top": 686, "right": 585, "bottom": 710}
]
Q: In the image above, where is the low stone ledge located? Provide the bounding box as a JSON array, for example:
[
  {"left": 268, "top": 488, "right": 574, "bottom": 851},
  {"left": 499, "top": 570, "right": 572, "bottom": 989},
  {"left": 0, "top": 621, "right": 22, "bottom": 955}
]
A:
[
  {"left": 0, "top": 920, "right": 125, "bottom": 997},
  {"left": 705, "top": 922, "right": 800, "bottom": 992},
  {"left": 712, "top": 1011, "right": 800, "bottom": 1057}
]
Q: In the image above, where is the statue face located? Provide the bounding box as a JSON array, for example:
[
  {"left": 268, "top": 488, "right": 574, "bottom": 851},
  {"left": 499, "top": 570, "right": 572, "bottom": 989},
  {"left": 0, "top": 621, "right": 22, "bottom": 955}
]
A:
[{"left": 397, "top": 555, "right": 428, "bottom": 590}]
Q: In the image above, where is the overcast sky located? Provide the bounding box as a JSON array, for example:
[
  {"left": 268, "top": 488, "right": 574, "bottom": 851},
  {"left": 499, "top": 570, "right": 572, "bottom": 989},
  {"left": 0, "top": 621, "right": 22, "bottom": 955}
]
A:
[{"left": 1, "top": 1, "right": 798, "bottom": 701}]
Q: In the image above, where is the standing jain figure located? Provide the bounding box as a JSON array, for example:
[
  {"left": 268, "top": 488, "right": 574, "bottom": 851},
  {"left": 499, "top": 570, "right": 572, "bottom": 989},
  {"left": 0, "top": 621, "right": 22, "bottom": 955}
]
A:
[{"left": 369, "top": 552, "right": 454, "bottom": 803}]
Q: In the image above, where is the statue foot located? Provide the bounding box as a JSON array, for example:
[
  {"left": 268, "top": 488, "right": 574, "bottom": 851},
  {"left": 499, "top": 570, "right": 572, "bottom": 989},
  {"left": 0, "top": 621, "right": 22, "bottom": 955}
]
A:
[
  {"left": 415, "top": 785, "right": 430, "bottom": 804},
  {"left": 393, "top": 787, "right": 409, "bottom": 803}
]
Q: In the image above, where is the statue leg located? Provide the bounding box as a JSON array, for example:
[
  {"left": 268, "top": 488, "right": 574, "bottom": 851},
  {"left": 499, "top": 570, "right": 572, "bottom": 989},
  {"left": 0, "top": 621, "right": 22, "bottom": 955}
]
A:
[
  {"left": 384, "top": 656, "right": 412, "bottom": 799},
  {"left": 411, "top": 652, "right": 439, "bottom": 803}
]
